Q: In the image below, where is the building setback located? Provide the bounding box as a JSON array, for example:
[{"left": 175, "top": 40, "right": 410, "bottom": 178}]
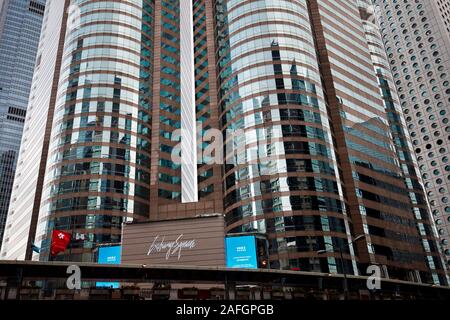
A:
[
  {"left": 373, "top": 0, "right": 450, "bottom": 268},
  {"left": 0, "top": 0, "right": 447, "bottom": 285},
  {"left": 0, "top": 0, "right": 46, "bottom": 252}
]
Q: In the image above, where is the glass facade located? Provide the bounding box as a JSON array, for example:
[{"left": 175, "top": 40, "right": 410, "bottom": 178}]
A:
[
  {"left": 155, "top": 0, "right": 182, "bottom": 202},
  {"left": 374, "top": 0, "right": 450, "bottom": 275},
  {"left": 215, "top": 0, "right": 355, "bottom": 274},
  {"left": 1, "top": 0, "right": 447, "bottom": 285},
  {"left": 0, "top": 0, "right": 46, "bottom": 251},
  {"left": 309, "top": 0, "right": 446, "bottom": 284},
  {"left": 359, "top": 0, "right": 447, "bottom": 284}
]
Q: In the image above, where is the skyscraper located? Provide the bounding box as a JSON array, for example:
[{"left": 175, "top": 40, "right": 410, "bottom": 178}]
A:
[
  {"left": 1, "top": 0, "right": 447, "bottom": 285},
  {"left": 0, "top": 0, "right": 46, "bottom": 251},
  {"left": 373, "top": 0, "right": 450, "bottom": 268},
  {"left": 0, "top": 0, "right": 62, "bottom": 260}
]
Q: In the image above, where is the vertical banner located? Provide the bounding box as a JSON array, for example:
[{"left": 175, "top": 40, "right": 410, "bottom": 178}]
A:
[{"left": 97, "top": 246, "right": 122, "bottom": 289}]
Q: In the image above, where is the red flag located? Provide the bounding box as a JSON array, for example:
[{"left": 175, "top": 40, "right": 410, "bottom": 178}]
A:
[{"left": 50, "top": 230, "right": 71, "bottom": 256}]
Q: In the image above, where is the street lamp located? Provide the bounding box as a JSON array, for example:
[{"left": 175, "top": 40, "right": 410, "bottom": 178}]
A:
[{"left": 317, "top": 235, "right": 365, "bottom": 300}]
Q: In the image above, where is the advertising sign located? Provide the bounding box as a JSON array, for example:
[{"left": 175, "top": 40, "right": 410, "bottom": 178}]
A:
[
  {"left": 225, "top": 236, "right": 258, "bottom": 269},
  {"left": 97, "top": 246, "right": 121, "bottom": 288},
  {"left": 121, "top": 215, "right": 225, "bottom": 267}
]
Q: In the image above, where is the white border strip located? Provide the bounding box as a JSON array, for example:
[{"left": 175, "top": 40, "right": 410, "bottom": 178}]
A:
[{"left": 180, "top": 0, "right": 198, "bottom": 203}]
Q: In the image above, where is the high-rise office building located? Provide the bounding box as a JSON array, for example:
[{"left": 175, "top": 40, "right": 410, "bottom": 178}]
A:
[
  {"left": 0, "top": 0, "right": 60, "bottom": 260},
  {"left": 305, "top": 0, "right": 445, "bottom": 284},
  {"left": 1, "top": 0, "right": 223, "bottom": 262},
  {"left": 0, "top": 0, "right": 46, "bottom": 250},
  {"left": 435, "top": 0, "right": 450, "bottom": 36},
  {"left": 373, "top": 0, "right": 450, "bottom": 268},
  {"left": 1, "top": 0, "right": 447, "bottom": 285}
]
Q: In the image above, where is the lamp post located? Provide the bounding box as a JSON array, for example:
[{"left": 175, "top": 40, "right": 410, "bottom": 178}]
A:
[{"left": 317, "top": 235, "right": 365, "bottom": 300}]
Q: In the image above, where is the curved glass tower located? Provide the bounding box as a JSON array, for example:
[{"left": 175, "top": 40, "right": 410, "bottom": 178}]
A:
[
  {"left": 215, "top": 0, "right": 356, "bottom": 274},
  {"left": 36, "top": 0, "right": 154, "bottom": 261}
]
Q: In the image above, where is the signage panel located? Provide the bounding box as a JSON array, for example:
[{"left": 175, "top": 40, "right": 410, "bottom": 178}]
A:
[{"left": 225, "top": 236, "right": 258, "bottom": 269}]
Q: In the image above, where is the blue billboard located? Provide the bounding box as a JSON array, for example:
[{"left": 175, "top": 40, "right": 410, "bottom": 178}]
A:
[
  {"left": 97, "top": 245, "right": 121, "bottom": 288},
  {"left": 225, "top": 236, "right": 258, "bottom": 269},
  {"left": 98, "top": 246, "right": 121, "bottom": 265}
]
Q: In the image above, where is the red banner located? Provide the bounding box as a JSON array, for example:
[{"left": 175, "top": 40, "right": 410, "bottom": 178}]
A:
[{"left": 50, "top": 230, "right": 71, "bottom": 256}]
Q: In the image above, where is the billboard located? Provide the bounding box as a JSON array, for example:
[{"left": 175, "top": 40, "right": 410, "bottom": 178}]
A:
[
  {"left": 97, "top": 245, "right": 121, "bottom": 288},
  {"left": 121, "top": 215, "right": 225, "bottom": 267},
  {"left": 98, "top": 246, "right": 121, "bottom": 265},
  {"left": 225, "top": 236, "right": 258, "bottom": 269}
]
